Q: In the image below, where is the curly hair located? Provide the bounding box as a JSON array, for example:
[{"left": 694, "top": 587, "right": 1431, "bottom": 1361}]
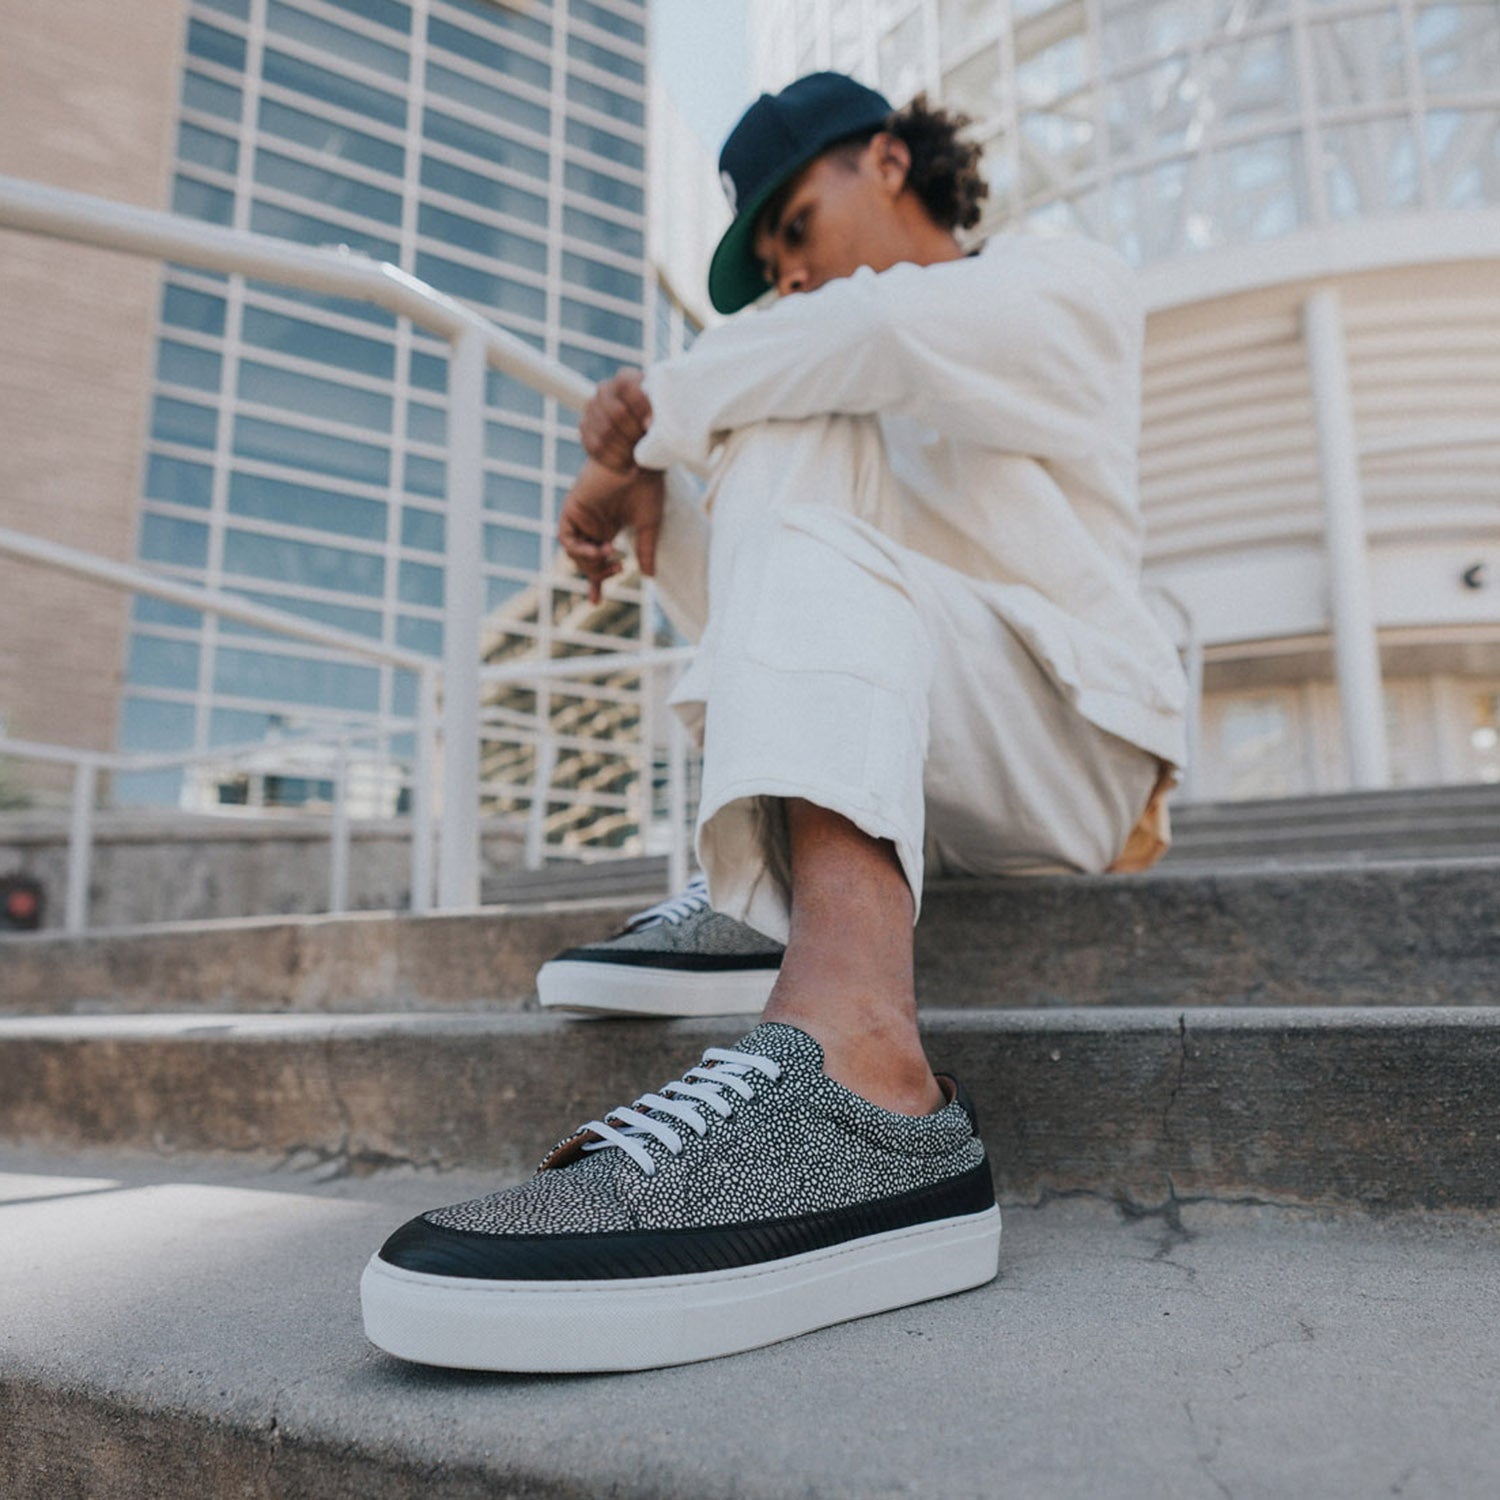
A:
[{"left": 831, "top": 93, "right": 990, "bottom": 234}]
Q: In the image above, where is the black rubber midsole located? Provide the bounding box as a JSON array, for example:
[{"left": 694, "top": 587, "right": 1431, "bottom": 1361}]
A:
[{"left": 379, "top": 1159, "right": 996, "bottom": 1282}]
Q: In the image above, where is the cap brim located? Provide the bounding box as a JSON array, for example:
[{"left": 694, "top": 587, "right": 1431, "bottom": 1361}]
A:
[{"left": 706, "top": 170, "right": 796, "bottom": 316}]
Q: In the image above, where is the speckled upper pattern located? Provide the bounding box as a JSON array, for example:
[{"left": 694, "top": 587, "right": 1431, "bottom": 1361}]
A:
[
  {"left": 575, "top": 906, "right": 785, "bottom": 960},
  {"left": 423, "top": 1022, "right": 986, "bottom": 1236}
]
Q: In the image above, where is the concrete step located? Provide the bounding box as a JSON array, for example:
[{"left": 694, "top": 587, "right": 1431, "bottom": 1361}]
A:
[
  {"left": 2, "top": 1008, "right": 1498, "bottom": 1212},
  {"left": 6, "top": 859, "right": 1498, "bottom": 1015},
  {"left": 1175, "top": 782, "right": 1500, "bottom": 828},
  {"left": 3, "top": 1151, "right": 1498, "bottom": 1499}
]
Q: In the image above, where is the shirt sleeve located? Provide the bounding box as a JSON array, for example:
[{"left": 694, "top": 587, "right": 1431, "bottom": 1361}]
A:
[{"left": 634, "top": 234, "right": 1143, "bottom": 473}]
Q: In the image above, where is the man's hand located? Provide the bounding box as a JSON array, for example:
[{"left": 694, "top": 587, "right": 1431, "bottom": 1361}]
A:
[
  {"left": 580, "top": 368, "right": 654, "bottom": 473},
  {"left": 558, "top": 458, "right": 665, "bottom": 604}
]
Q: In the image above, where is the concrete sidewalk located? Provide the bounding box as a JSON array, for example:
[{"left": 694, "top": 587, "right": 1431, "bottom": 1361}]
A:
[{"left": 4, "top": 1150, "right": 1497, "bottom": 1498}]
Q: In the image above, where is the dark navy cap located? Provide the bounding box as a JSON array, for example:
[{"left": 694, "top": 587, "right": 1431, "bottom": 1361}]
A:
[{"left": 708, "top": 72, "right": 892, "bottom": 315}]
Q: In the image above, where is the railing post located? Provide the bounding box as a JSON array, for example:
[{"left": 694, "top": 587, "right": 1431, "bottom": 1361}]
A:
[
  {"left": 410, "top": 663, "right": 437, "bottom": 914},
  {"left": 329, "top": 734, "right": 350, "bottom": 915},
  {"left": 439, "top": 325, "right": 486, "bottom": 909},
  {"left": 667, "top": 711, "right": 690, "bottom": 897},
  {"left": 524, "top": 735, "right": 557, "bottom": 870},
  {"left": 65, "top": 760, "right": 97, "bottom": 934}
]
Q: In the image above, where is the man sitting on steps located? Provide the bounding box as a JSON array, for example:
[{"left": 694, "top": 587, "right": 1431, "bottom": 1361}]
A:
[{"left": 360, "top": 72, "right": 1188, "bottom": 1375}]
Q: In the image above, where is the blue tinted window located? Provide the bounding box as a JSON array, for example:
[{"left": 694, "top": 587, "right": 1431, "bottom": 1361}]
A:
[
  {"left": 418, "top": 203, "right": 546, "bottom": 271},
  {"left": 250, "top": 200, "right": 399, "bottom": 260},
  {"left": 242, "top": 307, "right": 396, "bottom": 378},
  {"left": 565, "top": 160, "right": 643, "bottom": 213},
  {"left": 263, "top": 48, "right": 406, "bottom": 128},
  {"left": 210, "top": 708, "right": 277, "bottom": 746},
  {"left": 234, "top": 415, "right": 390, "bottom": 485},
  {"left": 401, "top": 507, "right": 445, "bottom": 551},
  {"left": 140, "top": 513, "right": 210, "bottom": 568},
  {"left": 178, "top": 121, "right": 239, "bottom": 174},
  {"left": 484, "top": 471, "right": 542, "bottom": 517},
  {"left": 486, "top": 576, "right": 526, "bottom": 611},
  {"left": 563, "top": 205, "right": 643, "bottom": 258},
  {"left": 441, "top": 0, "right": 550, "bottom": 48},
  {"left": 409, "top": 349, "right": 447, "bottom": 392},
  {"left": 183, "top": 71, "right": 242, "bottom": 120},
  {"left": 571, "top": 1, "right": 645, "bottom": 45},
  {"left": 223, "top": 528, "right": 385, "bottom": 596},
  {"left": 398, "top": 559, "right": 444, "bottom": 605},
  {"left": 238, "top": 359, "right": 394, "bottom": 431},
  {"left": 321, "top": 0, "right": 410, "bottom": 32},
  {"left": 566, "top": 73, "right": 644, "bottom": 129},
  {"left": 220, "top": 588, "right": 383, "bottom": 638},
  {"left": 424, "top": 63, "right": 550, "bottom": 138},
  {"left": 254, "top": 149, "right": 403, "bottom": 223},
  {"left": 266, "top": 1, "right": 408, "bottom": 78},
  {"left": 406, "top": 402, "right": 446, "bottom": 444},
  {"left": 485, "top": 523, "right": 542, "bottom": 571},
  {"left": 120, "top": 696, "right": 196, "bottom": 751},
  {"left": 397, "top": 615, "right": 442, "bottom": 655},
  {"left": 157, "top": 339, "right": 223, "bottom": 392},
  {"left": 133, "top": 595, "right": 203, "bottom": 628},
  {"left": 114, "top": 768, "right": 186, "bottom": 804},
  {"left": 421, "top": 108, "right": 548, "bottom": 180},
  {"left": 414, "top": 251, "right": 546, "bottom": 321},
  {"left": 566, "top": 33, "right": 644, "bottom": 85},
  {"left": 257, "top": 98, "right": 404, "bottom": 176},
  {"left": 562, "top": 298, "right": 642, "bottom": 347},
  {"left": 146, "top": 454, "right": 214, "bottom": 508},
  {"left": 163, "top": 284, "right": 227, "bottom": 335},
  {"left": 200, "top": 0, "right": 251, "bottom": 18},
  {"left": 404, "top": 454, "right": 446, "bottom": 497},
  {"left": 485, "top": 422, "right": 545, "bottom": 468},
  {"left": 214, "top": 645, "right": 381, "bottom": 710},
  {"left": 555, "top": 437, "right": 586, "bottom": 477},
  {"left": 152, "top": 396, "right": 218, "bottom": 449},
  {"left": 173, "top": 175, "right": 235, "bottom": 225},
  {"left": 246, "top": 280, "right": 395, "bottom": 328},
  {"left": 427, "top": 18, "right": 550, "bottom": 90},
  {"left": 485, "top": 370, "right": 545, "bottom": 419},
  {"left": 128, "top": 634, "right": 200, "bottom": 691},
  {"left": 188, "top": 18, "right": 246, "bottom": 71},
  {"left": 229, "top": 471, "right": 387, "bottom": 540},
  {"left": 419, "top": 155, "right": 547, "bottom": 225},
  {"left": 564, "top": 117, "right": 643, "bottom": 170},
  {"left": 562, "top": 252, "right": 643, "bottom": 302},
  {"left": 559, "top": 342, "right": 621, "bottom": 383}
]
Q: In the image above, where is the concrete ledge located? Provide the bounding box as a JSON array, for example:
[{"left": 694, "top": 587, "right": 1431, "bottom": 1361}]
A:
[
  {"left": 2, "top": 1008, "right": 1498, "bottom": 1210},
  {"left": 5, "top": 859, "right": 1500, "bottom": 1013}
]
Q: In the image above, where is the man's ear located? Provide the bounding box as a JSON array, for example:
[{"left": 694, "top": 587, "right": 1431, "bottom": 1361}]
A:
[{"left": 872, "top": 132, "right": 912, "bottom": 198}]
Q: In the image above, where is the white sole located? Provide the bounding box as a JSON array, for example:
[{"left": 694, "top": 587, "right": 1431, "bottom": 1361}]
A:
[
  {"left": 536, "top": 959, "right": 779, "bottom": 1018},
  {"left": 361, "top": 1204, "right": 1001, "bottom": 1372}
]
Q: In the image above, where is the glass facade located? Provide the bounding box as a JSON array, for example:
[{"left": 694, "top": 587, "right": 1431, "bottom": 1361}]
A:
[
  {"left": 751, "top": 0, "right": 1500, "bottom": 264},
  {"left": 122, "top": 0, "right": 653, "bottom": 837}
]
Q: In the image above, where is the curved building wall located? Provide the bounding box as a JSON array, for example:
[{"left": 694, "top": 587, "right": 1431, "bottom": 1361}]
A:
[{"left": 750, "top": 0, "right": 1500, "bottom": 798}]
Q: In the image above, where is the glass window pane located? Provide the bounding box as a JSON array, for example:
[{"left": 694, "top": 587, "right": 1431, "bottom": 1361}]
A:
[
  {"left": 397, "top": 615, "right": 443, "bottom": 655},
  {"left": 1417, "top": 3, "right": 1500, "bottom": 98},
  {"left": 152, "top": 395, "right": 218, "bottom": 449},
  {"left": 565, "top": 73, "right": 645, "bottom": 128},
  {"left": 223, "top": 527, "right": 385, "bottom": 595},
  {"left": 234, "top": 414, "right": 390, "bottom": 485},
  {"left": 209, "top": 708, "right": 276, "bottom": 746},
  {"left": 410, "top": 349, "right": 447, "bottom": 392},
  {"left": 321, "top": 0, "right": 411, "bottom": 34},
  {"left": 238, "top": 359, "right": 393, "bottom": 431},
  {"left": 562, "top": 251, "right": 643, "bottom": 302},
  {"left": 485, "top": 369, "right": 545, "bottom": 418},
  {"left": 182, "top": 70, "right": 243, "bottom": 120},
  {"left": 404, "top": 454, "right": 446, "bottom": 497},
  {"left": 571, "top": 0, "right": 646, "bottom": 46},
  {"left": 486, "top": 576, "right": 527, "bottom": 611},
  {"left": 178, "top": 120, "right": 240, "bottom": 173},
  {"left": 173, "top": 174, "right": 235, "bottom": 225},
  {"left": 120, "top": 696, "right": 196, "bottom": 751},
  {"left": 564, "top": 160, "right": 643, "bottom": 213},
  {"left": 567, "top": 33, "right": 644, "bottom": 86},
  {"left": 561, "top": 297, "right": 642, "bottom": 347},
  {"left": 1324, "top": 119, "right": 1420, "bottom": 218},
  {"left": 258, "top": 98, "right": 404, "bottom": 176},
  {"left": 253, "top": 148, "right": 404, "bottom": 223},
  {"left": 485, "top": 422, "right": 545, "bottom": 468},
  {"left": 422, "top": 107, "right": 549, "bottom": 179},
  {"left": 442, "top": 0, "right": 551, "bottom": 48},
  {"left": 140, "top": 513, "right": 210, "bottom": 568},
  {"left": 187, "top": 18, "right": 247, "bottom": 71},
  {"left": 563, "top": 204, "right": 643, "bottom": 258},
  {"left": 424, "top": 60, "right": 551, "bottom": 137},
  {"left": 485, "top": 471, "right": 543, "bottom": 517},
  {"left": 128, "top": 634, "right": 200, "bottom": 691},
  {"left": 163, "top": 284, "right": 227, "bottom": 335},
  {"left": 402, "top": 506, "right": 446, "bottom": 551},
  {"left": 134, "top": 595, "right": 203, "bottom": 628},
  {"left": 417, "top": 202, "right": 547, "bottom": 271},
  {"left": 485, "top": 523, "right": 542, "bottom": 571},
  {"left": 414, "top": 250, "right": 547, "bottom": 321},
  {"left": 242, "top": 306, "right": 396, "bottom": 378},
  {"left": 249, "top": 199, "right": 399, "bottom": 260},
  {"left": 428, "top": 17, "right": 551, "bottom": 90},
  {"left": 565, "top": 117, "right": 644, "bottom": 171},
  {"left": 220, "top": 587, "right": 383, "bottom": 637},
  {"left": 419, "top": 154, "right": 547, "bottom": 225},
  {"left": 146, "top": 454, "right": 214, "bottom": 508},
  {"left": 263, "top": 47, "right": 406, "bottom": 128},
  {"left": 407, "top": 402, "right": 447, "bottom": 444},
  {"left": 214, "top": 645, "right": 381, "bottom": 709},
  {"left": 157, "top": 339, "right": 223, "bottom": 392},
  {"left": 265, "top": 1, "right": 408, "bottom": 79},
  {"left": 201, "top": 0, "right": 251, "bottom": 19},
  {"left": 398, "top": 558, "right": 445, "bottom": 605},
  {"left": 228, "top": 470, "right": 387, "bottom": 540},
  {"left": 559, "top": 342, "right": 621, "bottom": 383}
]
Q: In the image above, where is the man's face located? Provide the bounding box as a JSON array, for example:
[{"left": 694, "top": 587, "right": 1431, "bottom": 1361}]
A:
[{"left": 751, "top": 136, "right": 909, "bottom": 301}]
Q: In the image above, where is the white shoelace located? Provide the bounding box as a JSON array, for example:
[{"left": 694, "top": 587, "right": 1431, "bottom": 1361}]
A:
[
  {"left": 579, "top": 1047, "right": 783, "bottom": 1176},
  {"left": 624, "top": 873, "right": 711, "bottom": 931}
]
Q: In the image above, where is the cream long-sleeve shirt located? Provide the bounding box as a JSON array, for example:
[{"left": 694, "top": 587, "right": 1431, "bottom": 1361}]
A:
[{"left": 633, "top": 232, "right": 1189, "bottom": 771}]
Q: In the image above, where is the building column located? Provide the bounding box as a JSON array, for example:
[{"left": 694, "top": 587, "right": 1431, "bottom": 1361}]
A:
[{"left": 1303, "top": 285, "right": 1391, "bottom": 790}]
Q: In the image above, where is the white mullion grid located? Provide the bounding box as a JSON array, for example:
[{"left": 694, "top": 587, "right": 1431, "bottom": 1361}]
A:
[
  {"left": 562, "top": 138, "right": 647, "bottom": 189},
  {"left": 417, "top": 179, "right": 553, "bottom": 244},
  {"left": 251, "top": 131, "right": 409, "bottom": 196},
  {"left": 191, "top": 0, "right": 269, "bottom": 762},
  {"left": 214, "top": 450, "right": 390, "bottom": 503},
  {"left": 256, "top": 78, "right": 409, "bottom": 149},
  {"left": 1289, "top": 0, "right": 1333, "bottom": 226},
  {"left": 232, "top": 346, "right": 399, "bottom": 404},
  {"left": 258, "top": 25, "right": 414, "bottom": 102},
  {"left": 568, "top": 14, "right": 648, "bottom": 71},
  {"left": 273, "top": 0, "right": 412, "bottom": 53},
  {"left": 232, "top": 395, "right": 397, "bottom": 450},
  {"left": 248, "top": 181, "right": 402, "bottom": 253},
  {"left": 219, "top": 509, "right": 390, "bottom": 562},
  {"left": 422, "top": 53, "right": 557, "bottom": 142},
  {"left": 562, "top": 48, "right": 647, "bottom": 106},
  {"left": 557, "top": 228, "right": 646, "bottom": 279},
  {"left": 560, "top": 93, "right": 648, "bottom": 146},
  {"left": 429, "top": 0, "right": 557, "bottom": 70}
]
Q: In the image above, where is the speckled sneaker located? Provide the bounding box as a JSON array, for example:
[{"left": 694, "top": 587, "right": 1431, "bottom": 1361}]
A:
[
  {"left": 360, "top": 1022, "right": 1000, "bottom": 1372},
  {"left": 535, "top": 875, "right": 784, "bottom": 1017}
]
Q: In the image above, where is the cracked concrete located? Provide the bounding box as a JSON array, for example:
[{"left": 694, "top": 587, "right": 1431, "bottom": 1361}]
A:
[{"left": 3, "top": 1150, "right": 1498, "bottom": 1499}]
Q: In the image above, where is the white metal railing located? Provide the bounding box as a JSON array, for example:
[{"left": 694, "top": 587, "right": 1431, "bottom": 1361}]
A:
[{"left": 0, "top": 172, "right": 697, "bottom": 925}]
